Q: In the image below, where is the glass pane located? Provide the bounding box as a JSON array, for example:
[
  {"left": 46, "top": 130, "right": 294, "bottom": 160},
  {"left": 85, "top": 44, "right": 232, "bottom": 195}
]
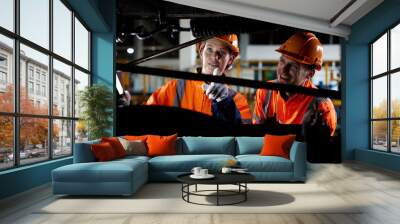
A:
[
  {"left": 391, "top": 72, "right": 400, "bottom": 117},
  {"left": 0, "top": 116, "right": 14, "bottom": 170},
  {"left": 372, "top": 76, "right": 387, "bottom": 119},
  {"left": 0, "top": 0, "right": 14, "bottom": 31},
  {"left": 372, "top": 33, "right": 387, "bottom": 76},
  {"left": 74, "top": 69, "right": 89, "bottom": 118},
  {"left": 75, "top": 120, "right": 88, "bottom": 143},
  {"left": 53, "top": 0, "right": 72, "bottom": 60},
  {"left": 391, "top": 24, "right": 400, "bottom": 70},
  {"left": 391, "top": 120, "right": 400, "bottom": 153},
  {"left": 20, "top": 0, "right": 49, "bottom": 49},
  {"left": 74, "top": 17, "right": 89, "bottom": 70},
  {"left": 53, "top": 59, "right": 72, "bottom": 116},
  {"left": 0, "top": 34, "right": 14, "bottom": 112},
  {"left": 53, "top": 119, "right": 72, "bottom": 157},
  {"left": 372, "top": 121, "right": 388, "bottom": 151},
  {"left": 20, "top": 117, "right": 49, "bottom": 165},
  {"left": 20, "top": 44, "right": 49, "bottom": 115}
]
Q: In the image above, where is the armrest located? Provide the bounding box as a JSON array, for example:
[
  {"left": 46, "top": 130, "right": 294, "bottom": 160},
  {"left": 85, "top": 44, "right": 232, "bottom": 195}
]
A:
[
  {"left": 289, "top": 141, "right": 307, "bottom": 181},
  {"left": 73, "top": 140, "right": 100, "bottom": 163}
]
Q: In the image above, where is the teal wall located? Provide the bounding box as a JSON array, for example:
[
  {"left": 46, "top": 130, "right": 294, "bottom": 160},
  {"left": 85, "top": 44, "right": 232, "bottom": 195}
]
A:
[
  {"left": 343, "top": 0, "right": 400, "bottom": 171},
  {"left": 0, "top": 0, "right": 116, "bottom": 200}
]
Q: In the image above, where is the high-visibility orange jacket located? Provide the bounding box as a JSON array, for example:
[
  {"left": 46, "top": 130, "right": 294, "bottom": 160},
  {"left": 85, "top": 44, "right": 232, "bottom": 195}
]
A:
[
  {"left": 147, "top": 79, "right": 252, "bottom": 124},
  {"left": 253, "top": 79, "right": 337, "bottom": 136}
]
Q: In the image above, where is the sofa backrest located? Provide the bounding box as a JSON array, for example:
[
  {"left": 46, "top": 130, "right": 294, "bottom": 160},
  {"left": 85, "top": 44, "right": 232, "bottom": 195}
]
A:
[
  {"left": 235, "top": 136, "right": 264, "bottom": 155},
  {"left": 73, "top": 139, "right": 100, "bottom": 163},
  {"left": 177, "top": 136, "right": 236, "bottom": 155}
]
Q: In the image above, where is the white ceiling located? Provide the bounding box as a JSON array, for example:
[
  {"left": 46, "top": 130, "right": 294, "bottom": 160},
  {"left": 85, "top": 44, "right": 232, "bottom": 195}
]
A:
[{"left": 165, "top": 0, "right": 384, "bottom": 38}]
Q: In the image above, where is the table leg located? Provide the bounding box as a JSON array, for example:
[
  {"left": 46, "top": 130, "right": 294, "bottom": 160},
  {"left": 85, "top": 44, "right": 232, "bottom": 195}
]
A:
[
  {"left": 217, "top": 184, "right": 219, "bottom": 206},
  {"left": 195, "top": 184, "right": 197, "bottom": 192},
  {"left": 245, "top": 183, "right": 247, "bottom": 201}
]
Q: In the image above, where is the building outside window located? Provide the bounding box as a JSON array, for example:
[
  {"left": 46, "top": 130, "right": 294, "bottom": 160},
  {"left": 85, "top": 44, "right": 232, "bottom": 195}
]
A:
[{"left": 371, "top": 23, "right": 400, "bottom": 154}]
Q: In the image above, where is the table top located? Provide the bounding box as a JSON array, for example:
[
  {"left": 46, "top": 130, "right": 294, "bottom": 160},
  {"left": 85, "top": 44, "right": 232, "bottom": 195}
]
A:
[{"left": 177, "top": 172, "right": 255, "bottom": 185}]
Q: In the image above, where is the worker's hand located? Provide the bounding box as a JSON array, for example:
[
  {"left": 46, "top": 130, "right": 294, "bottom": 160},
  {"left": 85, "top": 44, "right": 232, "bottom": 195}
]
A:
[
  {"left": 118, "top": 90, "right": 132, "bottom": 107},
  {"left": 302, "top": 102, "right": 330, "bottom": 140},
  {"left": 204, "top": 82, "right": 230, "bottom": 102}
]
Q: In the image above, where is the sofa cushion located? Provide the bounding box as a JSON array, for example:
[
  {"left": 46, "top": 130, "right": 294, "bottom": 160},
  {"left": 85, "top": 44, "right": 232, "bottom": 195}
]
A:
[
  {"left": 179, "top": 137, "right": 235, "bottom": 155},
  {"left": 236, "top": 155, "right": 293, "bottom": 172},
  {"left": 260, "top": 134, "right": 296, "bottom": 159},
  {"left": 118, "top": 137, "right": 147, "bottom": 156},
  {"left": 91, "top": 142, "right": 118, "bottom": 161},
  {"left": 147, "top": 134, "right": 177, "bottom": 157},
  {"left": 52, "top": 160, "right": 146, "bottom": 183},
  {"left": 101, "top": 137, "right": 127, "bottom": 158},
  {"left": 235, "top": 137, "right": 263, "bottom": 155},
  {"left": 148, "top": 154, "right": 235, "bottom": 172}
]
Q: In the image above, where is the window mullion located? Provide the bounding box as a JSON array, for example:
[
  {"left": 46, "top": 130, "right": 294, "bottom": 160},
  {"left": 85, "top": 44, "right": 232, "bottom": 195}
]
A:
[
  {"left": 71, "top": 10, "right": 76, "bottom": 153},
  {"left": 14, "top": 0, "right": 20, "bottom": 167},
  {"left": 49, "top": 0, "right": 53, "bottom": 160},
  {"left": 388, "top": 29, "right": 391, "bottom": 152}
]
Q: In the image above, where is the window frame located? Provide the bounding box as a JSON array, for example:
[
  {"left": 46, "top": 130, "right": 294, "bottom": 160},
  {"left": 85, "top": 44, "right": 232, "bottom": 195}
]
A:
[
  {"left": 370, "top": 20, "right": 400, "bottom": 154},
  {"left": 0, "top": 0, "right": 92, "bottom": 171}
]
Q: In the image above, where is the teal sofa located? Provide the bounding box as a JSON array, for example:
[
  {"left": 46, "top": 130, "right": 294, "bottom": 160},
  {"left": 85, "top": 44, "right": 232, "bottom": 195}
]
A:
[{"left": 52, "top": 136, "right": 306, "bottom": 196}]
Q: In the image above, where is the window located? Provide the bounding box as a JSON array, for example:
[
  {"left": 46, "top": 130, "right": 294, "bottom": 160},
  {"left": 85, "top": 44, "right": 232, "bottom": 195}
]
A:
[
  {"left": 53, "top": 0, "right": 72, "bottom": 60},
  {"left": 28, "top": 81, "right": 34, "bottom": 94},
  {"left": 0, "top": 71, "right": 6, "bottom": 85},
  {"left": 42, "top": 85, "right": 46, "bottom": 97},
  {"left": 41, "top": 73, "right": 46, "bottom": 83},
  {"left": 20, "top": 0, "right": 49, "bottom": 49},
  {"left": 35, "top": 70, "right": 41, "bottom": 81},
  {"left": 0, "top": 0, "right": 14, "bottom": 32},
  {"left": 371, "top": 23, "right": 400, "bottom": 154},
  {"left": 0, "top": 54, "right": 8, "bottom": 87},
  {"left": 53, "top": 59, "right": 71, "bottom": 116},
  {"left": 36, "top": 83, "right": 40, "bottom": 95},
  {"left": 28, "top": 67, "right": 34, "bottom": 80},
  {"left": 0, "top": 0, "right": 91, "bottom": 170},
  {"left": 0, "top": 55, "right": 7, "bottom": 67},
  {"left": 74, "top": 17, "right": 89, "bottom": 70}
]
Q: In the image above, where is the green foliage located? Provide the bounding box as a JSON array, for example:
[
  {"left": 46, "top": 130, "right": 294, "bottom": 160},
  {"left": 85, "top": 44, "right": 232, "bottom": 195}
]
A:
[
  {"left": 372, "top": 99, "right": 400, "bottom": 141},
  {"left": 79, "top": 84, "right": 113, "bottom": 140}
]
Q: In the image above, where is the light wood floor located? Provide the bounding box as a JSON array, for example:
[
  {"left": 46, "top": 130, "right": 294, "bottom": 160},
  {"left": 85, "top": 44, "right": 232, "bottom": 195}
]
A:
[{"left": 1, "top": 162, "right": 400, "bottom": 224}]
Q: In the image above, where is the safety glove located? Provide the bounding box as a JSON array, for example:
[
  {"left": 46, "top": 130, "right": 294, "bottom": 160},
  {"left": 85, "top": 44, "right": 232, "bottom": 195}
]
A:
[{"left": 203, "top": 68, "right": 230, "bottom": 102}]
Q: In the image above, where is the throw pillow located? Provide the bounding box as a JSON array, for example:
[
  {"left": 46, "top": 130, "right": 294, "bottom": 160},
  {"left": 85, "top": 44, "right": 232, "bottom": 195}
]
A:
[
  {"left": 146, "top": 134, "right": 177, "bottom": 157},
  {"left": 124, "top": 135, "right": 148, "bottom": 141},
  {"left": 101, "top": 137, "right": 127, "bottom": 158},
  {"left": 260, "top": 134, "right": 296, "bottom": 159},
  {"left": 118, "top": 137, "right": 147, "bottom": 156},
  {"left": 91, "top": 142, "right": 117, "bottom": 161}
]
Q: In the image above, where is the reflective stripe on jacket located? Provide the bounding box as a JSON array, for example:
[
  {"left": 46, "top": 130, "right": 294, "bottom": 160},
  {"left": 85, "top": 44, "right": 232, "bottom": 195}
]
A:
[{"left": 253, "top": 79, "right": 337, "bottom": 136}]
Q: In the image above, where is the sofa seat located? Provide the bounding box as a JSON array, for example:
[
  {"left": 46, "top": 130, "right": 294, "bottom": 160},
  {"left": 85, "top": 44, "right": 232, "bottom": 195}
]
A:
[
  {"left": 236, "top": 155, "right": 296, "bottom": 182},
  {"left": 52, "top": 158, "right": 148, "bottom": 196},
  {"left": 236, "top": 155, "right": 293, "bottom": 172},
  {"left": 148, "top": 154, "right": 235, "bottom": 181}
]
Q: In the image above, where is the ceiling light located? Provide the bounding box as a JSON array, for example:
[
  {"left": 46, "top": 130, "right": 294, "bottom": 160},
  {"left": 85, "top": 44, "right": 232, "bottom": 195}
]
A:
[{"left": 127, "top": 48, "right": 134, "bottom": 54}]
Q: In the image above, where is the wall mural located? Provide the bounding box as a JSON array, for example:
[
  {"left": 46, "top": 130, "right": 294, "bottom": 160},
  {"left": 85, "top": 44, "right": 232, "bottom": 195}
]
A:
[{"left": 116, "top": 32, "right": 342, "bottom": 163}]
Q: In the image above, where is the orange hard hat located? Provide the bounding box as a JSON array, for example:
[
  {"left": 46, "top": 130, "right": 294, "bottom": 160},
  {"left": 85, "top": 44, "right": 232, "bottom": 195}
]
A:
[
  {"left": 276, "top": 32, "right": 323, "bottom": 71},
  {"left": 197, "top": 34, "right": 239, "bottom": 57}
]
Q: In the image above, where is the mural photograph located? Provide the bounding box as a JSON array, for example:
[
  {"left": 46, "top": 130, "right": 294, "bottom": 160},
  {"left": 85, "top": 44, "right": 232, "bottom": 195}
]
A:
[{"left": 116, "top": 28, "right": 342, "bottom": 162}]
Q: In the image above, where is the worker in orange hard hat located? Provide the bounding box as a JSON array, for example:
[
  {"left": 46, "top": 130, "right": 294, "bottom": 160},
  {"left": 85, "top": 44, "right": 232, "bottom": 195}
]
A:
[
  {"left": 146, "top": 34, "right": 251, "bottom": 124},
  {"left": 253, "top": 32, "right": 337, "bottom": 136}
]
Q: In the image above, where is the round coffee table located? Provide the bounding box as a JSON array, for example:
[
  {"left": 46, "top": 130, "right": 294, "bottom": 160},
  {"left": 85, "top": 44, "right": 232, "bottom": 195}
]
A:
[{"left": 177, "top": 173, "right": 255, "bottom": 206}]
